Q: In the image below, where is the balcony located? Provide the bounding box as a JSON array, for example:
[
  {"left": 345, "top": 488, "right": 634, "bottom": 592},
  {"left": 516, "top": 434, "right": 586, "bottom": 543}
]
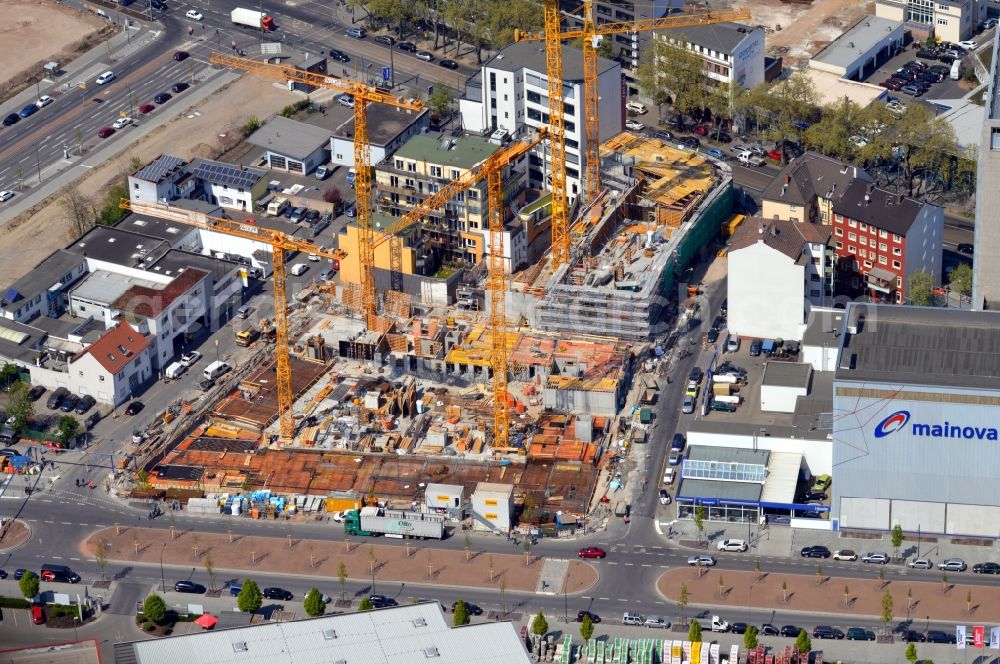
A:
[{"left": 865, "top": 267, "right": 898, "bottom": 295}]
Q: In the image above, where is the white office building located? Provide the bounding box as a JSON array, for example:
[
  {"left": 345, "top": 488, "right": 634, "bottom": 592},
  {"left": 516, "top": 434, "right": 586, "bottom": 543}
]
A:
[
  {"left": 659, "top": 22, "right": 766, "bottom": 89},
  {"left": 460, "top": 41, "right": 624, "bottom": 199},
  {"left": 876, "top": 0, "right": 987, "bottom": 42}
]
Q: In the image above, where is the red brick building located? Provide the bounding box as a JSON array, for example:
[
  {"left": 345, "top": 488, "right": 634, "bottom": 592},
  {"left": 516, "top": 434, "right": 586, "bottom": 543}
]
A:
[{"left": 831, "top": 181, "right": 943, "bottom": 304}]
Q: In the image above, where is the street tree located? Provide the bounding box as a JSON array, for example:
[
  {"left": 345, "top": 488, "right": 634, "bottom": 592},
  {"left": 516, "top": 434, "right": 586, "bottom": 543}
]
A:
[
  {"left": 966, "top": 589, "right": 973, "bottom": 615},
  {"left": 0, "top": 364, "right": 18, "bottom": 391},
  {"left": 19, "top": 571, "right": 39, "bottom": 600},
  {"left": 692, "top": 506, "right": 706, "bottom": 544},
  {"left": 143, "top": 593, "right": 167, "bottom": 623},
  {"left": 338, "top": 561, "right": 348, "bottom": 600},
  {"left": 949, "top": 263, "right": 973, "bottom": 296},
  {"left": 358, "top": 597, "right": 374, "bottom": 611},
  {"left": 678, "top": 583, "right": 689, "bottom": 624},
  {"left": 237, "top": 579, "right": 263, "bottom": 613},
  {"left": 7, "top": 381, "right": 34, "bottom": 433},
  {"left": 891, "top": 524, "right": 904, "bottom": 561},
  {"left": 843, "top": 584, "right": 850, "bottom": 608},
  {"left": 62, "top": 185, "right": 96, "bottom": 241},
  {"left": 580, "top": 614, "right": 594, "bottom": 640},
  {"left": 203, "top": 553, "right": 216, "bottom": 592},
  {"left": 891, "top": 104, "right": 958, "bottom": 197},
  {"left": 636, "top": 36, "right": 710, "bottom": 125},
  {"left": 452, "top": 599, "right": 470, "bottom": 626},
  {"left": 744, "top": 73, "right": 818, "bottom": 164},
  {"left": 95, "top": 537, "right": 109, "bottom": 582},
  {"left": 803, "top": 97, "right": 862, "bottom": 160},
  {"left": 908, "top": 271, "right": 934, "bottom": 306},
  {"left": 428, "top": 87, "right": 453, "bottom": 120},
  {"left": 744, "top": 625, "right": 758, "bottom": 650},
  {"left": 304, "top": 588, "right": 326, "bottom": 617},
  {"left": 795, "top": 629, "right": 812, "bottom": 654},
  {"left": 56, "top": 415, "right": 79, "bottom": 448},
  {"left": 531, "top": 611, "right": 548, "bottom": 636},
  {"left": 688, "top": 619, "right": 702, "bottom": 642},
  {"left": 905, "top": 642, "right": 918, "bottom": 664},
  {"left": 881, "top": 590, "right": 894, "bottom": 634}
]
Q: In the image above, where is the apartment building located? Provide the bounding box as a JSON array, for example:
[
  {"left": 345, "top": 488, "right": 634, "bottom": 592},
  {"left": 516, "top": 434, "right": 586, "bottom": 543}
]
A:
[
  {"left": 128, "top": 155, "right": 268, "bottom": 213},
  {"left": 974, "top": 28, "right": 1000, "bottom": 310},
  {"left": 659, "top": 22, "right": 766, "bottom": 89},
  {"left": 760, "top": 152, "right": 871, "bottom": 225},
  {"left": 831, "top": 181, "right": 943, "bottom": 303},
  {"left": 876, "top": 0, "right": 987, "bottom": 42},
  {"left": 459, "top": 41, "right": 623, "bottom": 200}
]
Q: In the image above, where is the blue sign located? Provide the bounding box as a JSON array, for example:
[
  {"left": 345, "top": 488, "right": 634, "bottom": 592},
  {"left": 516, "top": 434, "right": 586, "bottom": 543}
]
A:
[{"left": 382, "top": 66, "right": 391, "bottom": 83}]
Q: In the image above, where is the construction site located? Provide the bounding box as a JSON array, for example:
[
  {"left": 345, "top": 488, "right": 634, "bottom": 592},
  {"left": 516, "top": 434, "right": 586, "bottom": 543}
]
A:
[{"left": 126, "top": 5, "right": 739, "bottom": 536}]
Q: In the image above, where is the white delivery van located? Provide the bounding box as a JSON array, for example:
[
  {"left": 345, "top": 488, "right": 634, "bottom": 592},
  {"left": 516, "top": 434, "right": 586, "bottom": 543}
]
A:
[
  {"left": 164, "top": 361, "right": 187, "bottom": 379},
  {"left": 203, "top": 361, "right": 231, "bottom": 381},
  {"left": 290, "top": 263, "right": 308, "bottom": 276},
  {"left": 950, "top": 59, "right": 961, "bottom": 80}
]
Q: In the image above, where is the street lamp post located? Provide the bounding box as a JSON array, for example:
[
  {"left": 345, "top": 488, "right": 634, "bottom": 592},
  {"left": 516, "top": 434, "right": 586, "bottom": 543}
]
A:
[
  {"left": 159, "top": 542, "right": 166, "bottom": 591},
  {"left": 34, "top": 143, "right": 42, "bottom": 184},
  {"left": 73, "top": 615, "right": 79, "bottom": 641},
  {"left": 215, "top": 339, "right": 220, "bottom": 364}
]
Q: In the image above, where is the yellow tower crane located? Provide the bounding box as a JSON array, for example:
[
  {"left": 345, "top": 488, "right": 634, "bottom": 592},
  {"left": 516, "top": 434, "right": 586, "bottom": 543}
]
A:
[
  {"left": 517, "top": 2, "right": 751, "bottom": 204},
  {"left": 209, "top": 52, "right": 423, "bottom": 330}
]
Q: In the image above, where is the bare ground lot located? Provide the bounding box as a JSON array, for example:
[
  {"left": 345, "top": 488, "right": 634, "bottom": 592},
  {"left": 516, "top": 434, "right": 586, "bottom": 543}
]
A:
[
  {"left": 731, "top": 0, "right": 875, "bottom": 63},
  {"left": 0, "top": 75, "right": 294, "bottom": 287},
  {"left": 0, "top": 0, "right": 106, "bottom": 82}
]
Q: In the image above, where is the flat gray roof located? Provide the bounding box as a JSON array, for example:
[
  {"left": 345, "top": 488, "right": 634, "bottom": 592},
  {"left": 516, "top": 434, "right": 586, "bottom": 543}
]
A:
[
  {"left": 801, "top": 308, "right": 846, "bottom": 348},
  {"left": 148, "top": 249, "right": 241, "bottom": 281},
  {"left": 116, "top": 213, "right": 201, "bottom": 244},
  {"left": 120, "top": 603, "right": 530, "bottom": 664},
  {"left": 662, "top": 22, "right": 756, "bottom": 55},
  {"left": 687, "top": 445, "right": 770, "bottom": 465},
  {"left": 70, "top": 270, "right": 159, "bottom": 306},
  {"left": 247, "top": 116, "right": 332, "bottom": 161},
  {"left": 483, "top": 41, "right": 618, "bottom": 81},
  {"left": 0, "top": 640, "right": 101, "bottom": 664},
  {"left": 3, "top": 250, "right": 86, "bottom": 308},
  {"left": 678, "top": 478, "right": 763, "bottom": 503},
  {"left": 762, "top": 362, "right": 812, "bottom": 388},
  {"left": 835, "top": 303, "right": 1000, "bottom": 390},
  {"left": 67, "top": 226, "right": 172, "bottom": 267},
  {"left": 327, "top": 104, "right": 428, "bottom": 147},
  {"left": 811, "top": 16, "right": 901, "bottom": 69}
]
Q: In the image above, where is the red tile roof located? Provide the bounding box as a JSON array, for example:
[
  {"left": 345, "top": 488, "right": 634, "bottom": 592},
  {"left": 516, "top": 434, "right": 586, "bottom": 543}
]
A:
[
  {"left": 112, "top": 268, "right": 208, "bottom": 318},
  {"left": 78, "top": 321, "right": 149, "bottom": 374}
]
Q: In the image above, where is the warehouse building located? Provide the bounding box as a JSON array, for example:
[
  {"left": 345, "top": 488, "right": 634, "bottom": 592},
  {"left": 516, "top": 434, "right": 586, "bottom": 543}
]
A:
[{"left": 832, "top": 304, "right": 1000, "bottom": 536}]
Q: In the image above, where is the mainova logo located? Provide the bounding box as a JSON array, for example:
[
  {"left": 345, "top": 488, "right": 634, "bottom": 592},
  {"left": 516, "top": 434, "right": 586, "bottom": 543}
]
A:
[{"left": 874, "top": 410, "right": 910, "bottom": 438}]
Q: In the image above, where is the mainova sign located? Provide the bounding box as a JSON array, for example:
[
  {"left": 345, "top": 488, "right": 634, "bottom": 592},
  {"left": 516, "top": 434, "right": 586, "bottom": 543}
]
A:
[{"left": 874, "top": 410, "right": 1000, "bottom": 441}]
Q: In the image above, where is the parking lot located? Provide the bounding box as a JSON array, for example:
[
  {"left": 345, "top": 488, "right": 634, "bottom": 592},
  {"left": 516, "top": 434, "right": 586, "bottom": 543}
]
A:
[{"left": 866, "top": 45, "right": 968, "bottom": 101}]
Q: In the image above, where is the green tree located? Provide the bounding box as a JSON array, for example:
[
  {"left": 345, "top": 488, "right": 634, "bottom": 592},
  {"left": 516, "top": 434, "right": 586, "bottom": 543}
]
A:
[
  {"left": 135, "top": 469, "right": 152, "bottom": 491},
  {"left": 0, "top": 364, "right": 19, "bottom": 391},
  {"left": 891, "top": 104, "right": 958, "bottom": 198},
  {"left": 237, "top": 579, "right": 263, "bottom": 613},
  {"left": 56, "top": 415, "right": 80, "bottom": 448},
  {"left": 7, "top": 381, "right": 34, "bottom": 433},
  {"left": 580, "top": 614, "right": 594, "bottom": 640},
  {"left": 803, "top": 97, "right": 862, "bottom": 159},
  {"left": 96, "top": 183, "right": 130, "bottom": 226},
  {"left": 905, "top": 642, "right": 918, "bottom": 664},
  {"left": 636, "top": 36, "right": 710, "bottom": 124},
  {"left": 881, "top": 590, "right": 894, "bottom": 634},
  {"left": 692, "top": 506, "right": 706, "bottom": 543},
  {"left": 688, "top": 619, "right": 702, "bottom": 642},
  {"left": 19, "top": 571, "right": 39, "bottom": 600},
  {"left": 358, "top": 596, "right": 374, "bottom": 611},
  {"left": 908, "top": 271, "right": 934, "bottom": 306},
  {"left": 744, "top": 625, "right": 759, "bottom": 650},
  {"left": 891, "top": 524, "right": 904, "bottom": 561},
  {"left": 949, "top": 262, "right": 973, "bottom": 296},
  {"left": 303, "top": 588, "right": 326, "bottom": 617},
  {"left": 428, "top": 87, "right": 454, "bottom": 120},
  {"left": 678, "top": 583, "right": 689, "bottom": 624},
  {"left": 241, "top": 116, "right": 261, "bottom": 138},
  {"left": 795, "top": 629, "right": 812, "bottom": 654},
  {"left": 452, "top": 599, "right": 470, "bottom": 626},
  {"left": 744, "top": 73, "right": 818, "bottom": 164},
  {"left": 530, "top": 611, "right": 548, "bottom": 636},
  {"left": 143, "top": 593, "right": 167, "bottom": 623},
  {"left": 338, "top": 561, "right": 348, "bottom": 600}
]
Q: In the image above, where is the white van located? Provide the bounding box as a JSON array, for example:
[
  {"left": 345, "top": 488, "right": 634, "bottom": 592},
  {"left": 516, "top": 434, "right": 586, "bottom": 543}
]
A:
[
  {"left": 625, "top": 100, "right": 647, "bottom": 114},
  {"left": 95, "top": 71, "right": 116, "bottom": 85},
  {"left": 267, "top": 197, "right": 289, "bottom": 217},
  {"left": 290, "top": 263, "right": 308, "bottom": 276},
  {"left": 950, "top": 59, "right": 961, "bottom": 80},
  {"left": 203, "top": 360, "right": 231, "bottom": 381},
  {"left": 164, "top": 361, "right": 187, "bottom": 380},
  {"left": 738, "top": 151, "right": 765, "bottom": 167}
]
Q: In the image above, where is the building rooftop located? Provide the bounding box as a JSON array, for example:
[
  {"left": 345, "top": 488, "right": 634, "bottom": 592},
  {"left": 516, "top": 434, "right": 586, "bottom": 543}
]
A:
[
  {"left": 677, "top": 477, "right": 763, "bottom": 503},
  {"left": 484, "top": 41, "right": 619, "bottom": 81},
  {"left": 393, "top": 134, "right": 501, "bottom": 170},
  {"left": 133, "top": 154, "right": 187, "bottom": 184},
  {"left": 118, "top": 603, "right": 530, "bottom": 664},
  {"left": 76, "top": 321, "right": 148, "bottom": 374},
  {"left": 0, "top": 639, "right": 101, "bottom": 664},
  {"left": 2, "top": 250, "right": 86, "bottom": 311},
  {"left": 70, "top": 270, "right": 161, "bottom": 307},
  {"left": 247, "top": 116, "right": 333, "bottom": 161},
  {"left": 832, "top": 180, "right": 924, "bottom": 236},
  {"left": 112, "top": 268, "right": 209, "bottom": 319},
  {"left": 801, "top": 308, "right": 845, "bottom": 349},
  {"left": 330, "top": 104, "right": 429, "bottom": 148},
  {"left": 761, "top": 151, "right": 866, "bottom": 208},
  {"left": 762, "top": 361, "right": 813, "bottom": 389},
  {"left": 811, "top": 15, "right": 901, "bottom": 69},
  {"left": 0, "top": 317, "right": 45, "bottom": 364},
  {"left": 662, "top": 21, "right": 758, "bottom": 55},
  {"left": 147, "top": 249, "right": 241, "bottom": 281},
  {"left": 835, "top": 304, "right": 1000, "bottom": 390},
  {"left": 67, "top": 226, "right": 172, "bottom": 268},
  {"left": 189, "top": 158, "right": 266, "bottom": 189},
  {"left": 116, "top": 213, "right": 200, "bottom": 243},
  {"left": 729, "top": 218, "right": 831, "bottom": 262},
  {"left": 687, "top": 445, "right": 770, "bottom": 465}
]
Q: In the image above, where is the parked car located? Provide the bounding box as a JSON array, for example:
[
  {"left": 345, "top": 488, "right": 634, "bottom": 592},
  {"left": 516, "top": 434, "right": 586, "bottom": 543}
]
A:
[
  {"left": 780, "top": 625, "right": 800, "bottom": 638},
  {"left": 957, "top": 243, "right": 974, "bottom": 254},
  {"left": 415, "top": 51, "right": 435, "bottom": 62},
  {"left": 337, "top": 93, "right": 355, "bottom": 108},
  {"left": 59, "top": 395, "right": 80, "bottom": 413},
  {"left": 2, "top": 113, "right": 19, "bottom": 126},
  {"left": 97, "top": 127, "right": 116, "bottom": 139},
  {"left": 717, "top": 539, "right": 748, "bottom": 552},
  {"left": 833, "top": 549, "right": 857, "bottom": 561},
  {"left": 372, "top": 35, "right": 395, "bottom": 46},
  {"left": 800, "top": 490, "right": 827, "bottom": 503},
  {"left": 846, "top": 627, "right": 876, "bottom": 641},
  {"left": 862, "top": 551, "right": 889, "bottom": 564},
  {"left": 973, "top": 561, "right": 1000, "bottom": 574},
  {"left": 139, "top": 103, "right": 155, "bottom": 114},
  {"left": 811, "top": 475, "right": 832, "bottom": 491},
  {"left": 577, "top": 610, "right": 600, "bottom": 623},
  {"left": 681, "top": 394, "right": 695, "bottom": 414},
  {"left": 908, "top": 558, "right": 933, "bottom": 569},
  {"left": 692, "top": 125, "right": 708, "bottom": 136},
  {"left": 668, "top": 448, "right": 682, "bottom": 466},
  {"left": 439, "top": 59, "right": 459, "bottom": 70},
  {"left": 679, "top": 137, "right": 700, "bottom": 149},
  {"left": 31, "top": 605, "right": 45, "bottom": 624},
  {"left": 154, "top": 92, "right": 171, "bottom": 104},
  {"left": 0, "top": 191, "right": 14, "bottom": 203},
  {"left": 800, "top": 545, "right": 831, "bottom": 558},
  {"left": 760, "top": 624, "right": 780, "bottom": 636},
  {"left": 367, "top": 594, "right": 396, "bottom": 608},
  {"left": 74, "top": 395, "right": 96, "bottom": 415},
  {"left": 625, "top": 120, "right": 644, "bottom": 131},
  {"left": 180, "top": 351, "right": 202, "bottom": 367},
  {"left": 19, "top": 103, "right": 39, "bottom": 118},
  {"left": 112, "top": 117, "right": 132, "bottom": 130},
  {"left": 926, "top": 630, "right": 956, "bottom": 644},
  {"left": 729, "top": 622, "right": 748, "bottom": 634},
  {"left": 749, "top": 338, "right": 762, "bottom": 356},
  {"left": 174, "top": 580, "right": 206, "bottom": 593},
  {"left": 813, "top": 626, "right": 844, "bottom": 640},
  {"left": 658, "top": 489, "right": 671, "bottom": 505},
  {"left": 397, "top": 42, "right": 417, "bottom": 52},
  {"left": 125, "top": 401, "right": 144, "bottom": 416},
  {"left": 28, "top": 385, "right": 46, "bottom": 401},
  {"left": 938, "top": 558, "right": 967, "bottom": 572},
  {"left": 578, "top": 546, "right": 606, "bottom": 559},
  {"left": 171, "top": 82, "right": 189, "bottom": 93},
  {"left": 902, "top": 630, "right": 926, "bottom": 643},
  {"left": 706, "top": 147, "right": 727, "bottom": 159},
  {"left": 36, "top": 95, "right": 53, "bottom": 108},
  {"left": 329, "top": 48, "right": 350, "bottom": 63},
  {"left": 654, "top": 130, "right": 674, "bottom": 142},
  {"left": 450, "top": 601, "right": 482, "bottom": 615},
  {"left": 901, "top": 84, "right": 924, "bottom": 96},
  {"left": 687, "top": 555, "right": 716, "bottom": 567},
  {"left": 644, "top": 615, "right": 669, "bottom": 629},
  {"left": 263, "top": 587, "right": 293, "bottom": 601}
]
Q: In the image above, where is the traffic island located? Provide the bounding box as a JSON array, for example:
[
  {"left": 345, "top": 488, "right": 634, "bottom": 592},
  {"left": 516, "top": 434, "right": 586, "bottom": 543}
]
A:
[
  {"left": 84, "top": 527, "right": 597, "bottom": 595},
  {"left": 0, "top": 519, "right": 30, "bottom": 552},
  {"left": 657, "top": 566, "right": 1000, "bottom": 623}
]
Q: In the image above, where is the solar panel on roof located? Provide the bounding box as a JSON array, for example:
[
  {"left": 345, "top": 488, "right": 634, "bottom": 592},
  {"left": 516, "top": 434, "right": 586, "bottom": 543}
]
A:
[{"left": 135, "top": 155, "right": 185, "bottom": 183}]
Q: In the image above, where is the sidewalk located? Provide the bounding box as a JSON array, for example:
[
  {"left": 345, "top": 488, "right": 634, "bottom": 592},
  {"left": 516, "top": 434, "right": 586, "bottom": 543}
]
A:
[
  {"left": 83, "top": 527, "right": 598, "bottom": 595},
  {"left": 657, "top": 566, "right": 1000, "bottom": 623}
]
